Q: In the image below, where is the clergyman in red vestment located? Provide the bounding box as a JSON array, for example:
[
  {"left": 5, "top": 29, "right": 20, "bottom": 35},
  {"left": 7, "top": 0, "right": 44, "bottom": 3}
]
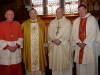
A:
[
  {"left": 72, "top": 4, "right": 100, "bottom": 75},
  {"left": 0, "top": 10, "right": 23, "bottom": 75}
]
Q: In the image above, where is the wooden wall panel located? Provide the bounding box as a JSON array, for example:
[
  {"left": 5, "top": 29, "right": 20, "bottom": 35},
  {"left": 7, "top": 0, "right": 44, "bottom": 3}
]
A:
[{"left": 39, "top": 13, "right": 100, "bottom": 26}]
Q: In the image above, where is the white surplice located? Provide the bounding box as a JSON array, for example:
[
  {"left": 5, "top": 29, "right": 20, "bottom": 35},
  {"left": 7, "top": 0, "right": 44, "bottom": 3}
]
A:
[{"left": 48, "top": 16, "right": 72, "bottom": 75}]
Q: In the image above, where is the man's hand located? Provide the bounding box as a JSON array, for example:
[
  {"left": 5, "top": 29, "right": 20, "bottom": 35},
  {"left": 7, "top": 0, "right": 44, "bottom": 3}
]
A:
[
  {"left": 53, "top": 39, "right": 61, "bottom": 45},
  {"left": 7, "top": 45, "right": 18, "bottom": 52},
  {"left": 77, "top": 43, "right": 86, "bottom": 48}
]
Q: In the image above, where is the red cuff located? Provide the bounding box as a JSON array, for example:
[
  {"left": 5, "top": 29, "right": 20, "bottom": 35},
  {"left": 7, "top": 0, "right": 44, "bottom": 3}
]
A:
[
  {"left": 16, "top": 43, "right": 20, "bottom": 48},
  {"left": 3, "top": 45, "right": 9, "bottom": 50}
]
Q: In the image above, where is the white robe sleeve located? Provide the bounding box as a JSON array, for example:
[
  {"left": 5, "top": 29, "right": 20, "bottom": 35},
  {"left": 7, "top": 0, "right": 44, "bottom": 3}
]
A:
[
  {"left": 48, "top": 20, "right": 54, "bottom": 42},
  {"left": 16, "top": 38, "right": 23, "bottom": 48},
  {"left": 59, "top": 21, "right": 72, "bottom": 45},
  {"left": 0, "top": 27, "right": 8, "bottom": 49},
  {"left": 83, "top": 17, "right": 98, "bottom": 48},
  {"left": 0, "top": 40, "right": 8, "bottom": 49},
  {"left": 72, "top": 19, "right": 82, "bottom": 46}
]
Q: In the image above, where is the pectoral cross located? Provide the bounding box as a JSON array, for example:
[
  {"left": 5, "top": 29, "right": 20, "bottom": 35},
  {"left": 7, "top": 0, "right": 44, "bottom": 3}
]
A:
[
  {"left": 10, "top": 30, "right": 13, "bottom": 38},
  {"left": 32, "top": 26, "right": 36, "bottom": 32},
  {"left": 10, "top": 35, "right": 13, "bottom": 38},
  {"left": 56, "top": 22, "right": 60, "bottom": 35}
]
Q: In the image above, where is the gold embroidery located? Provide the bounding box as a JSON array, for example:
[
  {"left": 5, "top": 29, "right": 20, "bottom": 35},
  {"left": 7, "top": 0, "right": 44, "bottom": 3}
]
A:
[
  {"left": 31, "top": 23, "right": 39, "bottom": 71},
  {"left": 32, "top": 26, "right": 37, "bottom": 33}
]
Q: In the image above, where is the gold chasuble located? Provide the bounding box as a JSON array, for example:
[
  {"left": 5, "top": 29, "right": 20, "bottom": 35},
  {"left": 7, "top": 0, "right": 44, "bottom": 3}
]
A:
[
  {"left": 79, "top": 18, "right": 87, "bottom": 64},
  {"left": 21, "top": 17, "right": 47, "bottom": 72}
]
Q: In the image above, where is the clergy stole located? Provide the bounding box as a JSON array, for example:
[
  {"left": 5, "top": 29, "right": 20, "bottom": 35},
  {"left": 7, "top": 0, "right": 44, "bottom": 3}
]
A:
[
  {"left": 79, "top": 18, "right": 87, "bottom": 64},
  {"left": 56, "top": 21, "right": 60, "bottom": 35},
  {"left": 30, "top": 22, "right": 39, "bottom": 71}
]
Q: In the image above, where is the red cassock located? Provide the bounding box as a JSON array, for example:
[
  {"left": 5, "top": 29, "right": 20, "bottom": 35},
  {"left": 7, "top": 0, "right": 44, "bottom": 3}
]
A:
[{"left": 0, "top": 21, "right": 23, "bottom": 75}]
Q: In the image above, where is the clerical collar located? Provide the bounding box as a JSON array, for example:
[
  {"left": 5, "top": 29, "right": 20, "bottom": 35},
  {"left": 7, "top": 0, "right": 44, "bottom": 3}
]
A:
[
  {"left": 56, "top": 16, "right": 65, "bottom": 22},
  {"left": 80, "top": 13, "right": 91, "bottom": 18},
  {"left": 6, "top": 20, "right": 14, "bottom": 24},
  {"left": 30, "top": 18, "right": 38, "bottom": 23},
  {"left": 6, "top": 20, "right": 13, "bottom": 22}
]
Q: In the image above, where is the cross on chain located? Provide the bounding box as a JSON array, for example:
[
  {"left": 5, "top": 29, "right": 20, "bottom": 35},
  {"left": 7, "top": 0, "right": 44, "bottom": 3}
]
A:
[
  {"left": 56, "top": 22, "right": 60, "bottom": 35},
  {"left": 10, "top": 30, "right": 13, "bottom": 38}
]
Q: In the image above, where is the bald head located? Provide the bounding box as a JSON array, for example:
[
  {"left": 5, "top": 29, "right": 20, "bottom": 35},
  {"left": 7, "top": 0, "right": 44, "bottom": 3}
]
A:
[
  {"left": 56, "top": 7, "right": 64, "bottom": 13},
  {"left": 5, "top": 10, "right": 14, "bottom": 22},
  {"left": 56, "top": 7, "right": 64, "bottom": 20},
  {"left": 29, "top": 8, "right": 37, "bottom": 13},
  {"left": 29, "top": 8, "right": 37, "bottom": 20}
]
